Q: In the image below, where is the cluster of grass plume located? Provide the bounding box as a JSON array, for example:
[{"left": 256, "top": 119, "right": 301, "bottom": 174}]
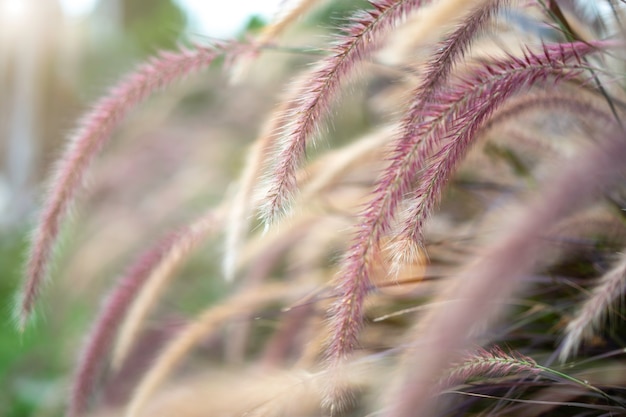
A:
[{"left": 14, "top": 1, "right": 626, "bottom": 416}]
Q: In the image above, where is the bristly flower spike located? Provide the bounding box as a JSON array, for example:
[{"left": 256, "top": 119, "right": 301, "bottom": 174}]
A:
[
  {"left": 68, "top": 211, "right": 218, "bottom": 417},
  {"left": 403, "top": 0, "right": 506, "bottom": 124},
  {"left": 386, "top": 0, "right": 506, "bottom": 273},
  {"left": 396, "top": 41, "right": 606, "bottom": 257},
  {"left": 324, "top": 0, "right": 507, "bottom": 390},
  {"left": 441, "top": 347, "right": 540, "bottom": 389},
  {"left": 17, "top": 43, "right": 232, "bottom": 329},
  {"left": 258, "top": 0, "right": 429, "bottom": 225},
  {"left": 68, "top": 231, "right": 181, "bottom": 417},
  {"left": 324, "top": 37, "right": 612, "bottom": 410},
  {"left": 560, "top": 252, "right": 626, "bottom": 362}
]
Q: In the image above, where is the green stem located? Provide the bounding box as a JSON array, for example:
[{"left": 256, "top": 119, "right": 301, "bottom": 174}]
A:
[{"left": 537, "top": 364, "right": 626, "bottom": 409}]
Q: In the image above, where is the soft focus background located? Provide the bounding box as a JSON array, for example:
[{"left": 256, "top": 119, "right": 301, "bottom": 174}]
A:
[
  {"left": 0, "top": 0, "right": 290, "bottom": 415},
  {"left": 0, "top": 0, "right": 371, "bottom": 414},
  {"left": 0, "top": 0, "right": 284, "bottom": 229}
]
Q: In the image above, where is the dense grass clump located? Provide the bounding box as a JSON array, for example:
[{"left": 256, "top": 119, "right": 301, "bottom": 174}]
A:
[{"left": 16, "top": 1, "right": 626, "bottom": 416}]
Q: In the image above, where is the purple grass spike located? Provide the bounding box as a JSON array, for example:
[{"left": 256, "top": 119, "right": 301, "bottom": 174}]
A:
[
  {"left": 17, "top": 43, "right": 232, "bottom": 329},
  {"left": 259, "top": 0, "right": 429, "bottom": 225},
  {"left": 399, "top": 41, "right": 603, "bottom": 251},
  {"left": 68, "top": 231, "right": 181, "bottom": 417},
  {"left": 323, "top": 1, "right": 509, "bottom": 402},
  {"left": 403, "top": 0, "right": 506, "bottom": 125},
  {"left": 560, "top": 253, "right": 626, "bottom": 362},
  {"left": 69, "top": 211, "right": 216, "bottom": 417},
  {"left": 440, "top": 347, "right": 540, "bottom": 389}
]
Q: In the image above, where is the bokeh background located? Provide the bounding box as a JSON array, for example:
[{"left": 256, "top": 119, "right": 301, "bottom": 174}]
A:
[
  {"left": 0, "top": 1, "right": 297, "bottom": 415},
  {"left": 0, "top": 0, "right": 374, "bottom": 414}
]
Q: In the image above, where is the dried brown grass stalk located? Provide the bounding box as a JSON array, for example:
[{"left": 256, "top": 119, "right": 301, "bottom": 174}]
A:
[{"left": 126, "top": 282, "right": 312, "bottom": 417}]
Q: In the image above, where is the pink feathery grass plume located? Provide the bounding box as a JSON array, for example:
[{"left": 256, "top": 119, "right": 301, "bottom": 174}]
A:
[
  {"left": 322, "top": 2, "right": 509, "bottom": 390},
  {"left": 483, "top": 91, "right": 616, "bottom": 133},
  {"left": 559, "top": 252, "right": 626, "bottom": 362},
  {"left": 441, "top": 346, "right": 540, "bottom": 389},
  {"left": 403, "top": 0, "right": 506, "bottom": 124},
  {"left": 69, "top": 232, "right": 179, "bottom": 417},
  {"left": 69, "top": 212, "right": 217, "bottom": 417},
  {"left": 396, "top": 41, "right": 607, "bottom": 257},
  {"left": 383, "top": 130, "right": 626, "bottom": 417},
  {"left": 17, "top": 43, "right": 231, "bottom": 330},
  {"left": 259, "top": 0, "right": 428, "bottom": 225}
]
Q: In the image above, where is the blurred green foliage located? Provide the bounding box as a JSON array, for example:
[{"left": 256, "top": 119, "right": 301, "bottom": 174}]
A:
[
  {"left": 306, "top": 0, "right": 371, "bottom": 29},
  {"left": 124, "top": 0, "right": 187, "bottom": 54},
  {"left": 0, "top": 1, "right": 194, "bottom": 415},
  {"left": 0, "top": 231, "right": 61, "bottom": 417}
]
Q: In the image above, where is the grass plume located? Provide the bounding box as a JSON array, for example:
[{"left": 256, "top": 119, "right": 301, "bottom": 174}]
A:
[
  {"left": 69, "top": 211, "right": 220, "bottom": 417},
  {"left": 18, "top": 43, "right": 230, "bottom": 329},
  {"left": 396, "top": 41, "right": 607, "bottom": 258},
  {"left": 259, "top": 0, "right": 429, "bottom": 224},
  {"left": 560, "top": 252, "right": 626, "bottom": 362},
  {"left": 441, "top": 346, "right": 540, "bottom": 389}
]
